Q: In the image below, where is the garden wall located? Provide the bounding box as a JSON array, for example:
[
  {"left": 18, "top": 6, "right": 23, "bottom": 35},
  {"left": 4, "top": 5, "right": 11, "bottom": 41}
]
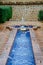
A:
[
  {"left": 0, "top": 0, "right": 43, "bottom": 2},
  {"left": 10, "top": 5, "right": 43, "bottom": 21}
]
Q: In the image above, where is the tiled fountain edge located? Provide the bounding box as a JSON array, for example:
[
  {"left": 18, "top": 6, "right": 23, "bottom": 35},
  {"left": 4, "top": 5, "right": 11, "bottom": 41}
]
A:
[
  {"left": 0, "top": 29, "right": 17, "bottom": 65},
  {"left": 30, "top": 29, "right": 43, "bottom": 65}
]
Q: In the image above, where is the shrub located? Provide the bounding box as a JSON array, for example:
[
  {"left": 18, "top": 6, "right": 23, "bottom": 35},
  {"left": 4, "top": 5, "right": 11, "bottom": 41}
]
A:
[
  {"left": 0, "top": 6, "right": 12, "bottom": 23},
  {"left": 38, "top": 10, "right": 43, "bottom": 21}
]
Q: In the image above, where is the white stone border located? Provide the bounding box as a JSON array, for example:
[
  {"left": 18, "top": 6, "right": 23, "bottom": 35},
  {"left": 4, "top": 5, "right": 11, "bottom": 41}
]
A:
[{"left": 30, "top": 29, "right": 43, "bottom": 65}]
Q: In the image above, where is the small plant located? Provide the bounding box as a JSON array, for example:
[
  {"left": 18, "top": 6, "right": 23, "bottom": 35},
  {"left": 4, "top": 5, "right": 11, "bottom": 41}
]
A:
[{"left": 38, "top": 10, "right": 43, "bottom": 21}]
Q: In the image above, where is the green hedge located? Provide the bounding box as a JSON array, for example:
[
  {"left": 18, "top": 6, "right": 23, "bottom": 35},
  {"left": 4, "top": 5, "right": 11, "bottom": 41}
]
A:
[
  {"left": 38, "top": 10, "right": 43, "bottom": 21},
  {"left": 0, "top": 6, "right": 12, "bottom": 23}
]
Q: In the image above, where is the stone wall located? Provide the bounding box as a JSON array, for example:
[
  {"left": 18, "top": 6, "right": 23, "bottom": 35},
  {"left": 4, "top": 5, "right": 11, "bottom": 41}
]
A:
[
  {"left": 10, "top": 5, "right": 43, "bottom": 21},
  {"left": 0, "top": 0, "right": 43, "bottom": 21},
  {"left": 0, "top": 0, "right": 43, "bottom": 2}
]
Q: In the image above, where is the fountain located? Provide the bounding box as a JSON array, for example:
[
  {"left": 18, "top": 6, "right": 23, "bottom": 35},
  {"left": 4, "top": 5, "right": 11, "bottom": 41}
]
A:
[
  {"left": 21, "top": 17, "right": 24, "bottom": 22},
  {"left": 21, "top": 6, "right": 27, "bottom": 22}
]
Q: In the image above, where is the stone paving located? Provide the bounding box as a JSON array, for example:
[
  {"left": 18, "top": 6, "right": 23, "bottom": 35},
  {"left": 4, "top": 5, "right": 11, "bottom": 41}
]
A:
[
  {"left": 34, "top": 28, "right": 43, "bottom": 55},
  {"left": 0, "top": 29, "right": 10, "bottom": 55},
  {"left": 30, "top": 29, "right": 43, "bottom": 65},
  {"left": 3, "top": 21, "right": 42, "bottom": 26},
  {"left": 0, "top": 21, "right": 43, "bottom": 65},
  {"left": 0, "top": 29, "right": 17, "bottom": 65}
]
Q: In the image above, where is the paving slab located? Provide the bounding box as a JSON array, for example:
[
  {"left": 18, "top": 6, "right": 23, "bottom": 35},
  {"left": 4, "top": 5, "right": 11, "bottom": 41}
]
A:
[
  {"left": 30, "top": 29, "right": 43, "bottom": 65},
  {"left": 0, "top": 29, "right": 17, "bottom": 65}
]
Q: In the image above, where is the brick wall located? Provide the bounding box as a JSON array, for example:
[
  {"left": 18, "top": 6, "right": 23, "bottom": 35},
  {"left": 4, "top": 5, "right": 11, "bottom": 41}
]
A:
[{"left": 10, "top": 5, "right": 43, "bottom": 21}]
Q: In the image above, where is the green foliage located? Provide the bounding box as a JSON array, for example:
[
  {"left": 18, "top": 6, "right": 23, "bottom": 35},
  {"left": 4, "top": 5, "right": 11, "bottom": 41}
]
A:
[
  {"left": 38, "top": 10, "right": 43, "bottom": 21},
  {"left": 0, "top": 6, "right": 12, "bottom": 23}
]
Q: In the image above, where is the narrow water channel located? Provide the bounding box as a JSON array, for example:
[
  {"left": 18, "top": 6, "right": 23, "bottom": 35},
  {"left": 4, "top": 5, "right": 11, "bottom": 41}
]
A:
[{"left": 6, "top": 30, "right": 36, "bottom": 65}]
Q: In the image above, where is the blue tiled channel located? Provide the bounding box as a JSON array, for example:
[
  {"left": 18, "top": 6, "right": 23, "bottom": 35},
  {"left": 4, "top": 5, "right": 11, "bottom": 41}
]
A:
[
  {"left": 13, "top": 25, "right": 33, "bottom": 28},
  {"left": 6, "top": 30, "right": 36, "bottom": 65}
]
